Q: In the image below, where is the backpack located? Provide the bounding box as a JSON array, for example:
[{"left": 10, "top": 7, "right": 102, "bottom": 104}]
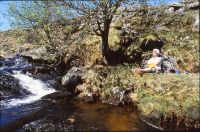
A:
[{"left": 161, "top": 55, "right": 178, "bottom": 73}]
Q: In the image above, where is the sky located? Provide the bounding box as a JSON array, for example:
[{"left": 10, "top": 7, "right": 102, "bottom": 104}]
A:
[
  {"left": 0, "top": 1, "right": 10, "bottom": 32},
  {"left": 0, "top": 0, "right": 179, "bottom": 32}
]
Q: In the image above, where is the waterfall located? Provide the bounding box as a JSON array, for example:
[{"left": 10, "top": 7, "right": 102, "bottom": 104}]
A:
[{"left": 1, "top": 72, "right": 55, "bottom": 108}]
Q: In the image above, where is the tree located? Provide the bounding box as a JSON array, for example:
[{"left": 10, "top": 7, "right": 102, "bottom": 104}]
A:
[
  {"left": 56, "top": 0, "right": 148, "bottom": 65},
  {"left": 7, "top": 0, "right": 76, "bottom": 49}
]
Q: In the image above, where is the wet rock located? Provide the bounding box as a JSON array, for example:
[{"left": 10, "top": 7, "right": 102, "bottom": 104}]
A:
[
  {"left": 0, "top": 56, "right": 32, "bottom": 74},
  {"left": 0, "top": 73, "right": 30, "bottom": 100},
  {"left": 81, "top": 92, "right": 100, "bottom": 103},
  {"left": 107, "top": 87, "right": 132, "bottom": 106},
  {"left": 62, "top": 67, "right": 89, "bottom": 93},
  {"left": 82, "top": 92, "right": 94, "bottom": 103},
  {"left": 34, "top": 73, "right": 60, "bottom": 89},
  {"left": 41, "top": 91, "right": 71, "bottom": 100}
]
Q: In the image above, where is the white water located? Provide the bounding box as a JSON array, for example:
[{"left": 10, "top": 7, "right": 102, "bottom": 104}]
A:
[{"left": 1, "top": 72, "right": 56, "bottom": 108}]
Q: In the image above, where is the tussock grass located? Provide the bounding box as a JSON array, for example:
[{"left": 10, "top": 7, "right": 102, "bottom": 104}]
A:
[{"left": 80, "top": 66, "right": 199, "bottom": 128}]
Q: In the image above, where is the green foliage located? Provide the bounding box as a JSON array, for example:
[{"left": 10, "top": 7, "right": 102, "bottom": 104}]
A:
[
  {"left": 114, "top": 20, "right": 123, "bottom": 30},
  {"left": 7, "top": 1, "right": 75, "bottom": 49}
]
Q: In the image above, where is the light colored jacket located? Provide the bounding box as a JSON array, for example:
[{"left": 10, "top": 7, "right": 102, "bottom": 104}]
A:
[{"left": 147, "top": 57, "right": 162, "bottom": 70}]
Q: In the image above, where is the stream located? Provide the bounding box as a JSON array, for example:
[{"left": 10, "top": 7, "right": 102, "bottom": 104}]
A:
[{"left": 0, "top": 56, "right": 156, "bottom": 131}]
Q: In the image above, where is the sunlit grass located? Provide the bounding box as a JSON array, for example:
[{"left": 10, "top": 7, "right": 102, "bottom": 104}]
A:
[{"left": 80, "top": 66, "right": 199, "bottom": 128}]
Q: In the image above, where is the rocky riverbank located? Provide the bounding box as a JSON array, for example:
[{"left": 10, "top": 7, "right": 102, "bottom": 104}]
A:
[{"left": 61, "top": 66, "right": 199, "bottom": 130}]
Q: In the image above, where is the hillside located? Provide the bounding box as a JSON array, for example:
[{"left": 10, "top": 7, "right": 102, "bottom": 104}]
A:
[{"left": 0, "top": 2, "right": 199, "bottom": 72}]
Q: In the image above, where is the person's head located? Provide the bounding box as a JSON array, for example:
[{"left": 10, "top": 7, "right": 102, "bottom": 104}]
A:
[{"left": 152, "top": 49, "right": 160, "bottom": 57}]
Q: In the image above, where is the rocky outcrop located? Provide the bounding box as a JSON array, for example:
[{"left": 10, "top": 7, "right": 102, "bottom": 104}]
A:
[
  {"left": 164, "top": 2, "right": 199, "bottom": 14},
  {"left": 62, "top": 67, "right": 89, "bottom": 93},
  {"left": 20, "top": 47, "right": 57, "bottom": 63},
  {"left": 186, "top": 2, "right": 199, "bottom": 10}
]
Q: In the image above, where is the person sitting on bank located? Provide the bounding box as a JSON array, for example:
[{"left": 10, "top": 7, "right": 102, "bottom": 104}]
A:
[{"left": 132, "top": 48, "right": 162, "bottom": 76}]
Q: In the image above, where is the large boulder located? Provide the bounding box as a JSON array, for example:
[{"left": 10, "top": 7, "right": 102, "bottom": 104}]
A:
[
  {"left": 0, "top": 73, "right": 30, "bottom": 100},
  {"left": 20, "top": 47, "right": 56, "bottom": 63},
  {"left": 62, "top": 67, "right": 89, "bottom": 93}
]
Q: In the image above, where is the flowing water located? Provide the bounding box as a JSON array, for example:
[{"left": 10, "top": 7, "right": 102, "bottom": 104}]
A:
[
  {"left": 1, "top": 72, "right": 55, "bottom": 108},
  {"left": 0, "top": 56, "right": 157, "bottom": 131}
]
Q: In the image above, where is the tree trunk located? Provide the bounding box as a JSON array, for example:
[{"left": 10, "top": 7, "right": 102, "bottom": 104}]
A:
[{"left": 101, "top": 29, "right": 111, "bottom": 65}]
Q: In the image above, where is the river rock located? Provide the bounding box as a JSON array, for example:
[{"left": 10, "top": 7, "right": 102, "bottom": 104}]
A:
[
  {"left": 107, "top": 87, "right": 132, "bottom": 106},
  {"left": 82, "top": 92, "right": 94, "bottom": 103},
  {"left": 41, "top": 91, "right": 71, "bottom": 100},
  {"left": 0, "top": 73, "right": 30, "bottom": 100},
  {"left": 62, "top": 67, "right": 89, "bottom": 93}
]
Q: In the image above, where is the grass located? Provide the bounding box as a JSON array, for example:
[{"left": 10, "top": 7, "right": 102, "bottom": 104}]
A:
[{"left": 79, "top": 66, "right": 199, "bottom": 128}]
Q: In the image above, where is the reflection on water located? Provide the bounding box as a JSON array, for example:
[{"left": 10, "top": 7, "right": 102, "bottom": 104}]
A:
[{"left": 20, "top": 99, "right": 155, "bottom": 131}]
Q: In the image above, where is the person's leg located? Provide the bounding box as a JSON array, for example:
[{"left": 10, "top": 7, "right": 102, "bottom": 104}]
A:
[
  {"left": 132, "top": 68, "right": 150, "bottom": 76},
  {"left": 140, "top": 68, "right": 152, "bottom": 72},
  {"left": 137, "top": 68, "right": 156, "bottom": 76},
  {"left": 132, "top": 68, "right": 140, "bottom": 72}
]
